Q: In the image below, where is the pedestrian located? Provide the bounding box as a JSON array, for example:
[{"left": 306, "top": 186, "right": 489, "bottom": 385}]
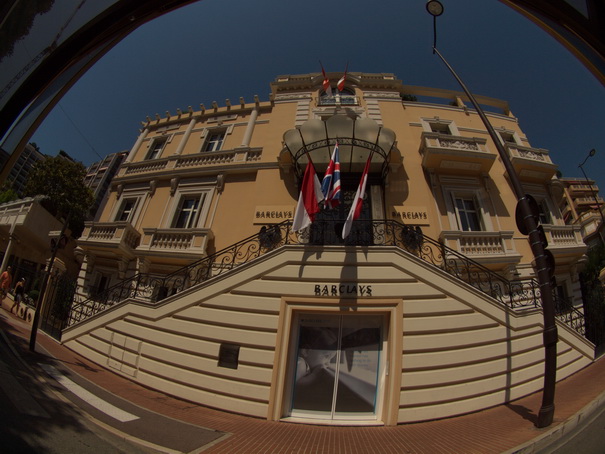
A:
[
  {"left": 12, "top": 278, "right": 25, "bottom": 314},
  {"left": 0, "top": 266, "right": 12, "bottom": 299}
]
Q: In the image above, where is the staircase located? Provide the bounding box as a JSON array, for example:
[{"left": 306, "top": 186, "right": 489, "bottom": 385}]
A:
[{"left": 66, "top": 220, "right": 586, "bottom": 337}]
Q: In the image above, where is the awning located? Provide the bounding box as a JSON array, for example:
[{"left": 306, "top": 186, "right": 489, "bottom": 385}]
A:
[{"left": 281, "top": 116, "right": 396, "bottom": 178}]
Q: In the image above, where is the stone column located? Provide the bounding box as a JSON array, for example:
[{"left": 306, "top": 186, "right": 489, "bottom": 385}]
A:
[
  {"left": 125, "top": 128, "right": 149, "bottom": 163},
  {"left": 239, "top": 107, "right": 258, "bottom": 148},
  {"left": 174, "top": 118, "right": 197, "bottom": 155}
]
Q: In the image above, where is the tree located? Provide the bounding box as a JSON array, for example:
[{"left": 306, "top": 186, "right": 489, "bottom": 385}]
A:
[
  {"left": 0, "top": 182, "right": 19, "bottom": 204},
  {"left": 580, "top": 244, "right": 605, "bottom": 350},
  {"left": 23, "top": 155, "right": 93, "bottom": 237}
]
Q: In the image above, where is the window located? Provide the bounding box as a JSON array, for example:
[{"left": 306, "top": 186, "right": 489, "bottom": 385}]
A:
[
  {"left": 454, "top": 197, "right": 482, "bottom": 231},
  {"left": 430, "top": 122, "right": 452, "bottom": 135},
  {"left": 172, "top": 194, "right": 208, "bottom": 228},
  {"left": 115, "top": 198, "right": 137, "bottom": 222},
  {"left": 538, "top": 199, "right": 552, "bottom": 224},
  {"left": 146, "top": 137, "right": 167, "bottom": 160},
  {"left": 498, "top": 131, "right": 518, "bottom": 145},
  {"left": 319, "top": 87, "right": 357, "bottom": 106},
  {"left": 203, "top": 131, "right": 225, "bottom": 152}
]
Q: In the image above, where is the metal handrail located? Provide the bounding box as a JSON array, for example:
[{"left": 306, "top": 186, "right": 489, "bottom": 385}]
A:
[{"left": 66, "top": 219, "right": 585, "bottom": 337}]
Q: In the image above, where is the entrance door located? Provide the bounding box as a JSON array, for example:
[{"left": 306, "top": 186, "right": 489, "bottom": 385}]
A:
[
  {"left": 289, "top": 314, "right": 384, "bottom": 420},
  {"left": 311, "top": 187, "right": 373, "bottom": 245}
]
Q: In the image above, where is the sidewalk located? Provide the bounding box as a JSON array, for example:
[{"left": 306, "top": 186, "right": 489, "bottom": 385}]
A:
[{"left": 1, "top": 300, "right": 604, "bottom": 454}]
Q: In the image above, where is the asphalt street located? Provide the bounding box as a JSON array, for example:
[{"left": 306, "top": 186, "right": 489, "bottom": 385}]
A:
[{"left": 0, "top": 316, "right": 226, "bottom": 453}]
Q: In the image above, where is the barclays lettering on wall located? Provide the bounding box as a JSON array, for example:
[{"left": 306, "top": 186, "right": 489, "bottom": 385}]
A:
[{"left": 314, "top": 284, "right": 373, "bottom": 297}]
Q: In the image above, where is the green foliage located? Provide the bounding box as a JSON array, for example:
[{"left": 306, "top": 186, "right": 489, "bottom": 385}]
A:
[
  {"left": 580, "top": 244, "right": 605, "bottom": 348},
  {"left": 0, "top": 184, "right": 19, "bottom": 204},
  {"left": 0, "top": 0, "right": 55, "bottom": 61},
  {"left": 23, "top": 155, "right": 94, "bottom": 237}
]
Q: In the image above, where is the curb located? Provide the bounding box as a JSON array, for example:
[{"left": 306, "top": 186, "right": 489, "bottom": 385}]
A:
[{"left": 504, "top": 389, "right": 605, "bottom": 453}]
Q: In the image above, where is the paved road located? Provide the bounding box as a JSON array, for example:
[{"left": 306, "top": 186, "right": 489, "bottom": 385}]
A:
[
  {"left": 0, "top": 327, "right": 225, "bottom": 453},
  {"left": 538, "top": 405, "right": 605, "bottom": 454}
]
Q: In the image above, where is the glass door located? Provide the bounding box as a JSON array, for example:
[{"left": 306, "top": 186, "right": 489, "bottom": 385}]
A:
[{"left": 290, "top": 314, "right": 384, "bottom": 420}]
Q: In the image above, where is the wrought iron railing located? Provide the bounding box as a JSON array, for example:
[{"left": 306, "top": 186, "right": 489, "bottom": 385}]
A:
[{"left": 66, "top": 220, "right": 585, "bottom": 337}]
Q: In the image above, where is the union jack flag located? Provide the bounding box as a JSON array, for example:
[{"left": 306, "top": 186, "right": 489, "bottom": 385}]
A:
[{"left": 321, "top": 142, "right": 341, "bottom": 209}]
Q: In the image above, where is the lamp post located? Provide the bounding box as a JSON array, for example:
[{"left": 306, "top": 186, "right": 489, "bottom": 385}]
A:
[
  {"left": 29, "top": 213, "right": 69, "bottom": 352},
  {"left": 426, "top": 0, "right": 558, "bottom": 428},
  {"left": 578, "top": 148, "right": 605, "bottom": 244}
]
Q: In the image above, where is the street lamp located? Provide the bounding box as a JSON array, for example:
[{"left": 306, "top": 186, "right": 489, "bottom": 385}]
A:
[
  {"left": 578, "top": 148, "right": 605, "bottom": 244},
  {"left": 426, "top": 0, "right": 558, "bottom": 428}
]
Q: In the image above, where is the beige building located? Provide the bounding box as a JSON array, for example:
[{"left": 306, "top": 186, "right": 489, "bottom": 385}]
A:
[
  {"left": 63, "top": 72, "right": 594, "bottom": 425},
  {"left": 556, "top": 176, "right": 605, "bottom": 248}
]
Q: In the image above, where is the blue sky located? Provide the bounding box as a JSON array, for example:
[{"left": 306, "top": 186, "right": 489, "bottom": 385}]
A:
[{"left": 31, "top": 0, "right": 605, "bottom": 192}]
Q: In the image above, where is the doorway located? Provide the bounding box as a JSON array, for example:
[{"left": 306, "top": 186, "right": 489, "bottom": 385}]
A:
[{"left": 289, "top": 313, "right": 385, "bottom": 421}]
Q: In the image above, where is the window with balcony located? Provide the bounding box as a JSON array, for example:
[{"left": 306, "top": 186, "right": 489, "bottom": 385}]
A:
[
  {"left": 146, "top": 137, "right": 167, "bottom": 160},
  {"left": 421, "top": 118, "right": 460, "bottom": 136},
  {"left": 538, "top": 199, "right": 553, "bottom": 224},
  {"left": 203, "top": 131, "right": 226, "bottom": 152},
  {"left": 430, "top": 122, "right": 452, "bottom": 135},
  {"left": 498, "top": 131, "right": 518, "bottom": 145},
  {"left": 319, "top": 87, "right": 357, "bottom": 106},
  {"left": 172, "top": 193, "right": 209, "bottom": 228},
  {"left": 454, "top": 196, "right": 483, "bottom": 231}
]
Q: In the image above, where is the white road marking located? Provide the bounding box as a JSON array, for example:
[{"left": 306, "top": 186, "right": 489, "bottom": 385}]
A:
[{"left": 39, "top": 363, "right": 139, "bottom": 422}]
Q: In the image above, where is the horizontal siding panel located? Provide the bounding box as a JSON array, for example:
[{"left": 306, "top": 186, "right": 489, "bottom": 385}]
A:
[
  {"left": 403, "top": 326, "right": 542, "bottom": 353},
  {"left": 177, "top": 305, "right": 279, "bottom": 331},
  {"left": 403, "top": 298, "right": 473, "bottom": 316},
  {"left": 401, "top": 348, "right": 545, "bottom": 388},
  {"left": 402, "top": 333, "right": 543, "bottom": 370},
  {"left": 124, "top": 316, "right": 278, "bottom": 348},
  {"left": 200, "top": 293, "right": 281, "bottom": 313},
  {"left": 399, "top": 361, "right": 545, "bottom": 406},
  {"left": 108, "top": 319, "right": 276, "bottom": 362},
  {"left": 397, "top": 377, "right": 542, "bottom": 422},
  {"left": 142, "top": 343, "right": 273, "bottom": 384},
  {"left": 403, "top": 312, "right": 500, "bottom": 333},
  {"left": 137, "top": 369, "right": 267, "bottom": 418},
  {"left": 138, "top": 355, "right": 270, "bottom": 402},
  {"left": 77, "top": 332, "right": 111, "bottom": 357}
]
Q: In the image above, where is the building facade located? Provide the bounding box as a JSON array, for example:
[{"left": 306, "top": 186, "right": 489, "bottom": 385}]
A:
[
  {"left": 63, "top": 72, "right": 594, "bottom": 425},
  {"left": 84, "top": 151, "right": 128, "bottom": 220},
  {"left": 6, "top": 143, "right": 45, "bottom": 195},
  {"left": 556, "top": 176, "right": 605, "bottom": 247}
]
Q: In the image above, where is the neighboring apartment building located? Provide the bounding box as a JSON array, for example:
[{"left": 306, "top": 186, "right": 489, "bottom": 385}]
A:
[
  {"left": 557, "top": 176, "right": 605, "bottom": 248},
  {"left": 63, "top": 72, "right": 594, "bottom": 426},
  {"left": 84, "top": 151, "right": 128, "bottom": 220},
  {"left": 6, "top": 143, "right": 45, "bottom": 195}
]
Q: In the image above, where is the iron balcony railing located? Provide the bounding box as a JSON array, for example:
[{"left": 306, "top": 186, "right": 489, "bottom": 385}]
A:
[{"left": 66, "top": 219, "right": 585, "bottom": 337}]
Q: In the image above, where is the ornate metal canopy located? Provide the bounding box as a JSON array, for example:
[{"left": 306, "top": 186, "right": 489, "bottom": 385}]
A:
[{"left": 281, "top": 116, "right": 396, "bottom": 178}]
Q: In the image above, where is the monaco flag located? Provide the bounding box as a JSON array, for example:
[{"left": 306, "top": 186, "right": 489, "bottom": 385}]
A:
[
  {"left": 321, "top": 63, "right": 333, "bottom": 97},
  {"left": 321, "top": 142, "right": 341, "bottom": 209},
  {"left": 292, "top": 159, "right": 324, "bottom": 232},
  {"left": 342, "top": 152, "right": 372, "bottom": 239},
  {"left": 337, "top": 64, "right": 348, "bottom": 92}
]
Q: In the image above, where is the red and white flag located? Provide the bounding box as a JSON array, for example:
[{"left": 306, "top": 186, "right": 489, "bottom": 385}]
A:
[
  {"left": 292, "top": 159, "right": 324, "bottom": 232},
  {"left": 321, "top": 63, "right": 333, "bottom": 97},
  {"left": 342, "top": 153, "right": 372, "bottom": 239},
  {"left": 337, "top": 64, "right": 348, "bottom": 92}
]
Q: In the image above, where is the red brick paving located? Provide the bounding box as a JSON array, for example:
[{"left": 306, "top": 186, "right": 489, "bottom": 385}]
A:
[{"left": 1, "top": 303, "right": 604, "bottom": 454}]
